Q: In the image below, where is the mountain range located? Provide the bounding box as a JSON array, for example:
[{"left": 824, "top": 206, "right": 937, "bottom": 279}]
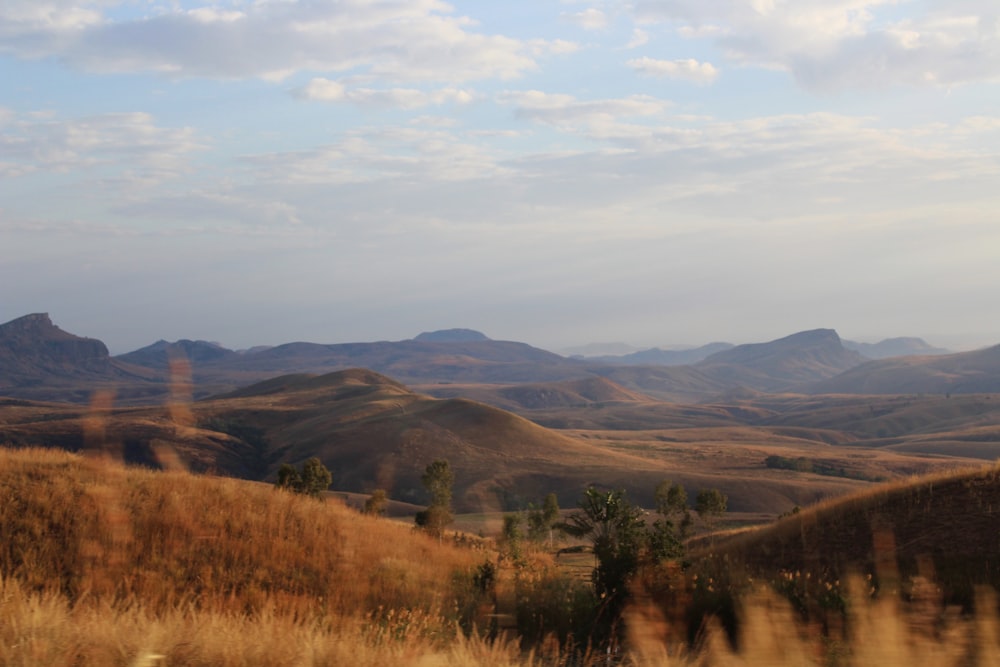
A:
[
  {"left": 4, "top": 313, "right": 1000, "bottom": 517},
  {"left": 0, "top": 313, "right": 993, "bottom": 404}
]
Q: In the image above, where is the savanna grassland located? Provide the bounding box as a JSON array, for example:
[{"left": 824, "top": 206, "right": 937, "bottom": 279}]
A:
[
  {"left": 2, "top": 447, "right": 1000, "bottom": 666},
  {"left": 5, "top": 318, "right": 1000, "bottom": 664}
]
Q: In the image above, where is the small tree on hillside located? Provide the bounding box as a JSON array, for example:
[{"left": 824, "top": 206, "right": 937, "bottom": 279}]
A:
[
  {"left": 695, "top": 488, "right": 728, "bottom": 527},
  {"left": 501, "top": 513, "right": 525, "bottom": 564},
  {"left": 416, "top": 459, "right": 453, "bottom": 537},
  {"left": 527, "top": 492, "right": 561, "bottom": 543},
  {"left": 650, "top": 480, "right": 689, "bottom": 561},
  {"left": 561, "top": 487, "right": 645, "bottom": 607},
  {"left": 364, "top": 489, "right": 388, "bottom": 516},
  {"left": 275, "top": 457, "right": 332, "bottom": 498}
]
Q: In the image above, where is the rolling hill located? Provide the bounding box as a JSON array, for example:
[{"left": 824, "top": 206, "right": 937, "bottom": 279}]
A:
[
  {"left": 693, "top": 329, "right": 868, "bottom": 392},
  {"left": 810, "top": 344, "right": 1000, "bottom": 395},
  {"left": 689, "top": 464, "right": 1000, "bottom": 603},
  {"left": 842, "top": 336, "right": 949, "bottom": 359},
  {"left": 588, "top": 342, "right": 735, "bottom": 366},
  {"left": 3, "top": 368, "right": 930, "bottom": 516}
]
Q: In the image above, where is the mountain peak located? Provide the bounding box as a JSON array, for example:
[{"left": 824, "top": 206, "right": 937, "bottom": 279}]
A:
[
  {"left": 0, "top": 313, "right": 110, "bottom": 372},
  {"left": 695, "top": 328, "right": 863, "bottom": 391},
  {"left": 780, "top": 328, "right": 841, "bottom": 345},
  {"left": 413, "top": 328, "right": 491, "bottom": 343}
]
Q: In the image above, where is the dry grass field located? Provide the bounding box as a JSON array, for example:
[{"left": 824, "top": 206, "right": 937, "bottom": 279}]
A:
[{"left": 2, "top": 448, "right": 1000, "bottom": 665}]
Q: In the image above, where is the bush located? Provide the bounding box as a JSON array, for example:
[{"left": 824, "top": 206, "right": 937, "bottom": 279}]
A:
[{"left": 275, "top": 457, "right": 332, "bottom": 498}]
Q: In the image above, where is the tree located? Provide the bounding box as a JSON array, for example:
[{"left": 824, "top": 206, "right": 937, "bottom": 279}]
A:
[
  {"left": 275, "top": 458, "right": 332, "bottom": 498},
  {"left": 364, "top": 489, "right": 388, "bottom": 516},
  {"left": 695, "top": 488, "right": 728, "bottom": 526},
  {"left": 655, "top": 480, "right": 687, "bottom": 517},
  {"left": 527, "top": 492, "right": 561, "bottom": 543},
  {"left": 416, "top": 459, "right": 453, "bottom": 537},
  {"left": 501, "top": 513, "right": 525, "bottom": 564},
  {"left": 276, "top": 463, "right": 301, "bottom": 491},
  {"left": 650, "top": 480, "right": 691, "bottom": 560},
  {"left": 300, "top": 457, "right": 333, "bottom": 497},
  {"left": 649, "top": 480, "right": 691, "bottom": 562},
  {"left": 561, "top": 487, "right": 645, "bottom": 604}
]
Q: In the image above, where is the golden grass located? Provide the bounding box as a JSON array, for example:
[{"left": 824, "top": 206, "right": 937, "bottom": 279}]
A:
[
  {"left": 0, "top": 448, "right": 482, "bottom": 617},
  {"left": 3, "top": 570, "right": 1000, "bottom": 666},
  {"left": 4, "top": 447, "right": 1000, "bottom": 666}
]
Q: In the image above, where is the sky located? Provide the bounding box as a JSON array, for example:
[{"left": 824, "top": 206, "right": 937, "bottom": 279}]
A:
[{"left": 2, "top": 0, "right": 999, "bottom": 354}]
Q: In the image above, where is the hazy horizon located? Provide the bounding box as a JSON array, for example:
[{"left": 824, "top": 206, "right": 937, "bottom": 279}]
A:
[
  {"left": 3, "top": 310, "right": 996, "bottom": 358},
  {"left": 3, "top": 1, "right": 999, "bottom": 356}
]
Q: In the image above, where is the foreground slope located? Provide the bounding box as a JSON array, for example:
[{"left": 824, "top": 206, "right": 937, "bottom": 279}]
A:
[
  {"left": 0, "top": 448, "right": 480, "bottom": 613},
  {"left": 691, "top": 464, "right": 1000, "bottom": 600}
]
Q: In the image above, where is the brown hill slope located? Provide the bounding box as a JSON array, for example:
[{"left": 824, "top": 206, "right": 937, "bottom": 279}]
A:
[
  {"left": 420, "top": 376, "right": 656, "bottom": 411},
  {"left": 810, "top": 344, "right": 1000, "bottom": 395},
  {"left": 690, "top": 464, "right": 1000, "bottom": 602},
  {"left": 694, "top": 329, "right": 868, "bottom": 392},
  {"left": 0, "top": 447, "right": 482, "bottom": 619},
  {"left": 1, "top": 369, "right": 901, "bottom": 515},
  {"left": 201, "top": 369, "right": 695, "bottom": 511}
]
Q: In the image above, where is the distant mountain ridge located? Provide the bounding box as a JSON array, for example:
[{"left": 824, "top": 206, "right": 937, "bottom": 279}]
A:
[
  {"left": 591, "top": 342, "right": 734, "bottom": 366},
  {"left": 692, "top": 329, "right": 867, "bottom": 392},
  {"left": 413, "top": 328, "right": 490, "bottom": 342},
  {"left": 0, "top": 313, "right": 109, "bottom": 370},
  {"left": 0, "top": 314, "right": 158, "bottom": 401},
  {"left": 0, "top": 313, "right": 995, "bottom": 403},
  {"left": 810, "top": 344, "right": 1000, "bottom": 395},
  {"left": 842, "top": 337, "right": 949, "bottom": 359},
  {"left": 117, "top": 339, "right": 238, "bottom": 369}
]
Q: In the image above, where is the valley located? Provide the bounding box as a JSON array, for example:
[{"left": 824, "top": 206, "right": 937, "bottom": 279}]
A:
[{"left": 3, "top": 312, "right": 1000, "bottom": 664}]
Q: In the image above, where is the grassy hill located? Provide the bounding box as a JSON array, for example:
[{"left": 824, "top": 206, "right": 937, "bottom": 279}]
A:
[
  {"left": 0, "top": 447, "right": 510, "bottom": 665},
  {"left": 4, "top": 370, "right": 989, "bottom": 519},
  {"left": 811, "top": 344, "right": 1000, "bottom": 395},
  {"left": 693, "top": 329, "right": 867, "bottom": 392},
  {"left": 689, "top": 464, "right": 1000, "bottom": 606}
]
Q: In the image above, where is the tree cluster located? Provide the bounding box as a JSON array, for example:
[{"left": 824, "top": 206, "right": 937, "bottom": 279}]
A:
[
  {"left": 414, "top": 459, "right": 453, "bottom": 537},
  {"left": 560, "top": 482, "right": 728, "bottom": 618},
  {"left": 499, "top": 492, "right": 561, "bottom": 564},
  {"left": 275, "top": 457, "right": 332, "bottom": 498}
]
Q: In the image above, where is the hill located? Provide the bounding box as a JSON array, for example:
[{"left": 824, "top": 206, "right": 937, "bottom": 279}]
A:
[
  {"left": 116, "top": 338, "right": 238, "bottom": 369},
  {"left": 693, "top": 329, "right": 867, "bottom": 392},
  {"left": 2, "top": 368, "right": 924, "bottom": 516},
  {"left": 0, "top": 447, "right": 513, "bottom": 664},
  {"left": 810, "top": 344, "right": 1000, "bottom": 395},
  {"left": 843, "top": 337, "right": 949, "bottom": 359},
  {"left": 591, "top": 342, "right": 734, "bottom": 366},
  {"left": 421, "top": 376, "right": 656, "bottom": 411},
  {"left": 0, "top": 313, "right": 161, "bottom": 402},
  {"left": 200, "top": 369, "right": 730, "bottom": 512},
  {"left": 689, "top": 464, "right": 1000, "bottom": 602},
  {"left": 413, "top": 328, "right": 491, "bottom": 342}
]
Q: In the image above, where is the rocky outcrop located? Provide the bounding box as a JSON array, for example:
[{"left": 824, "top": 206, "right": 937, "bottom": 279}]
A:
[{"left": 0, "top": 313, "right": 109, "bottom": 372}]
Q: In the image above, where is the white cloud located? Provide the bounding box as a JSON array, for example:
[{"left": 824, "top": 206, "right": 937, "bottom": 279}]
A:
[
  {"left": 295, "top": 78, "right": 476, "bottom": 108},
  {"left": 627, "top": 56, "right": 719, "bottom": 83},
  {"left": 562, "top": 8, "right": 609, "bottom": 30},
  {"left": 0, "top": 0, "right": 104, "bottom": 34},
  {"left": 0, "top": 110, "right": 201, "bottom": 181},
  {"left": 625, "top": 28, "right": 650, "bottom": 48},
  {"left": 500, "top": 90, "right": 668, "bottom": 124},
  {"left": 632, "top": 0, "right": 1000, "bottom": 89},
  {"left": 0, "top": 0, "right": 545, "bottom": 83}
]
